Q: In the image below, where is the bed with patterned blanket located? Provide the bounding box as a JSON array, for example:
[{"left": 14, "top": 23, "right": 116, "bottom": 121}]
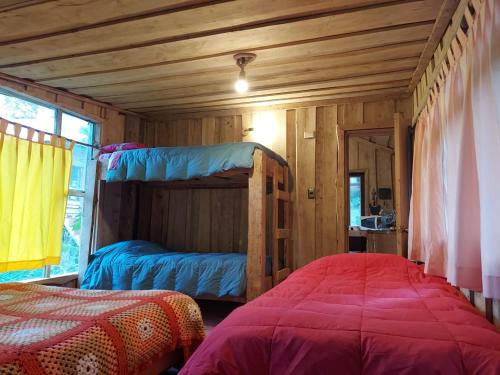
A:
[{"left": 0, "top": 283, "right": 205, "bottom": 374}]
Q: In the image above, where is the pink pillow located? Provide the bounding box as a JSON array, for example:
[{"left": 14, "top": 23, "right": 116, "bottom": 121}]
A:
[{"left": 99, "top": 142, "right": 145, "bottom": 155}]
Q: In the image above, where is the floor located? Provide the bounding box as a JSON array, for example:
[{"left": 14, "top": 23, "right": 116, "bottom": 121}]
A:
[
  {"left": 197, "top": 300, "right": 242, "bottom": 334},
  {"left": 163, "top": 300, "right": 242, "bottom": 374}
]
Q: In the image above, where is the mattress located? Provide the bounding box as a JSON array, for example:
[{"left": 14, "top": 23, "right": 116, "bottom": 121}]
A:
[
  {"left": 81, "top": 241, "right": 248, "bottom": 298},
  {"left": 180, "top": 253, "right": 500, "bottom": 374},
  {"left": 0, "top": 283, "right": 204, "bottom": 374},
  {"left": 103, "top": 142, "right": 287, "bottom": 182}
]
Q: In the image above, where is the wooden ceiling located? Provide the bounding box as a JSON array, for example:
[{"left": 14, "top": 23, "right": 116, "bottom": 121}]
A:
[{"left": 0, "top": 0, "right": 458, "bottom": 116}]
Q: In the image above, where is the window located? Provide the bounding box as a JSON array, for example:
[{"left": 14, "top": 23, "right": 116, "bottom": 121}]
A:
[
  {"left": 0, "top": 91, "right": 95, "bottom": 282},
  {"left": 349, "top": 173, "right": 365, "bottom": 227}
]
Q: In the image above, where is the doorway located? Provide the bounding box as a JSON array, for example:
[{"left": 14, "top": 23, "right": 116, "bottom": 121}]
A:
[{"left": 345, "top": 128, "right": 398, "bottom": 254}]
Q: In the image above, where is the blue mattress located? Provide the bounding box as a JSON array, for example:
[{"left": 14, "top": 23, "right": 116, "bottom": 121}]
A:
[
  {"left": 80, "top": 241, "right": 247, "bottom": 298},
  {"left": 105, "top": 142, "right": 287, "bottom": 182}
]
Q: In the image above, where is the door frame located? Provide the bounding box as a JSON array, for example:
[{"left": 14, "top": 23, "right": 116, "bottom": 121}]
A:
[{"left": 341, "top": 120, "right": 408, "bottom": 256}]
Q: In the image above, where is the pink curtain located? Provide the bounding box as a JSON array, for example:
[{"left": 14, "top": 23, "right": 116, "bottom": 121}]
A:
[
  {"left": 409, "top": 0, "right": 500, "bottom": 299},
  {"left": 443, "top": 36, "right": 482, "bottom": 291},
  {"left": 409, "top": 102, "right": 447, "bottom": 277},
  {"left": 469, "top": 0, "right": 500, "bottom": 299}
]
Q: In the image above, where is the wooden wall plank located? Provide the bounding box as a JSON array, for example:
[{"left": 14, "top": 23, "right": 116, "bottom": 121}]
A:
[
  {"left": 295, "top": 107, "right": 316, "bottom": 267},
  {"left": 315, "top": 105, "right": 339, "bottom": 258}
]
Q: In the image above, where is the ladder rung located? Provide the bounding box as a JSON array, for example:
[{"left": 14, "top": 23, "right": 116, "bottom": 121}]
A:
[
  {"left": 277, "top": 268, "right": 290, "bottom": 282},
  {"left": 275, "top": 229, "right": 290, "bottom": 239},
  {"left": 277, "top": 190, "right": 290, "bottom": 201}
]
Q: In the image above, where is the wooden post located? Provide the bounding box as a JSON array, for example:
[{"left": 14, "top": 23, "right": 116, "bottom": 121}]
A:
[
  {"left": 283, "top": 165, "right": 292, "bottom": 273},
  {"left": 336, "top": 126, "right": 347, "bottom": 252},
  {"left": 271, "top": 161, "right": 279, "bottom": 286},
  {"left": 78, "top": 159, "right": 98, "bottom": 286},
  {"left": 247, "top": 149, "right": 267, "bottom": 300},
  {"left": 394, "top": 112, "right": 410, "bottom": 258}
]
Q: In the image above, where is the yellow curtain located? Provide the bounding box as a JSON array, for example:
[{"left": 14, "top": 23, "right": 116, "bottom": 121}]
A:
[{"left": 0, "top": 120, "right": 72, "bottom": 271}]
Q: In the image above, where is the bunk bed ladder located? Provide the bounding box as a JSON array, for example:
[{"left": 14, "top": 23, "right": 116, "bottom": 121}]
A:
[{"left": 272, "top": 162, "right": 292, "bottom": 286}]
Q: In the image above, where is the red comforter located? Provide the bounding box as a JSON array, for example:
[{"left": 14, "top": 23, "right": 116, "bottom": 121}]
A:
[{"left": 181, "top": 253, "right": 500, "bottom": 374}]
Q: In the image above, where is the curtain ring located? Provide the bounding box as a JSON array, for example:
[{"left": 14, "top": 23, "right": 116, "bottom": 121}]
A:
[{"left": 0, "top": 119, "right": 7, "bottom": 134}]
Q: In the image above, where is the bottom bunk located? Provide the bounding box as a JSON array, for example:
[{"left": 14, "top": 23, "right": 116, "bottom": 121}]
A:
[{"left": 81, "top": 240, "right": 277, "bottom": 302}]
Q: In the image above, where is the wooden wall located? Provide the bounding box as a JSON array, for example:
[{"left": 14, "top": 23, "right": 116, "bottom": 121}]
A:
[
  {"left": 0, "top": 73, "right": 126, "bottom": 145},
  {"left": 121, "top": 115, "right": 248, "bottom": 253},
  {"left": 125, "top": 97, "right": 413, "bottom": 268}
]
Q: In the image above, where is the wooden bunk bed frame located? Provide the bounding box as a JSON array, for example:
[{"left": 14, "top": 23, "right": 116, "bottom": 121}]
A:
[{"left": 83, "top": 149, "right": 292, "bottom": 301}]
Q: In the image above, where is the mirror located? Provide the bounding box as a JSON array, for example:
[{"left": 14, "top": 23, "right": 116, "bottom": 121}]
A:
[{"left": 347, "top": 129, "right": 398, "bottom": 254}]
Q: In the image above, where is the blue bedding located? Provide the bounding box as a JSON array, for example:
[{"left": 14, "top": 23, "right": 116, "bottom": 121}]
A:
[
  {"left": 105, "top": 142, "right": 287, "bottom": 182},
  {"left": 80, "top": 241, "right": 247, "bottom": 298}
]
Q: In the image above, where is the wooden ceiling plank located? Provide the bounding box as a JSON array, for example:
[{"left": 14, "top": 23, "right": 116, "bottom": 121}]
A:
[
  {"left": 0, "top": 1, "right": 441, "bottom": 80},
  {"left": 139, "top": 88, "right": 409, "bottom": 114},
  {"left": 125, "top": 82, "right": 408, "bottom": 110},
  {"left": 76, "top": 57, "right": 420, "bottom": 103},
  {"left": 0, "top": 0, "right": 217, "bottom": 42},
  {"left": 408, "top": 0, "right": 459, "bottom": 90},
  {"left": 102, "top": 70, "right": 415, "bottom": 105},
  {"left": 93, "top": 41, "right": 424, "bottom": 101},
  {"left": 0, "top": 0, "right": 400, "bottom": 65},
  {"left": 122, "top": 81, "right": 410, "bottom": 110},
  {"left": 0, "top": 0, "right": 49, "bottom": 12},
  {"left": 45, "top": 23, "right": 433, "bottom": 91}
]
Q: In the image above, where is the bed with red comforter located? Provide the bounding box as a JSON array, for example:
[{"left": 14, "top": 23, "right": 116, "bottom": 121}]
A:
[
  {"left": 181, "top": 253, "right": 500, "bottom": 374},
  {"left": 0, "top": 283, "right": 205, "bottom": 374}
]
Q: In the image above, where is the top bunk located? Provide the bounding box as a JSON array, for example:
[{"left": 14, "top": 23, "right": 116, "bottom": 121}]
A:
[{"left": 96, "top": 142, "right": 289, "bottom": 189}]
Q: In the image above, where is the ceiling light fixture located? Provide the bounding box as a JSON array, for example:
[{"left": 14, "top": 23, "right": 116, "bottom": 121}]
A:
[{"left": 234, "top": 53, "right": 256, "bottom": 94}]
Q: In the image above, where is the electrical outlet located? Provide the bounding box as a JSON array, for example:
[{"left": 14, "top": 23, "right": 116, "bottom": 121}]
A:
[
  {"left": 303, "top": 131, "right": 315, "bottom": 139},
  {"left": 307, "top": 187, "right": 316, "bottom": 199}
]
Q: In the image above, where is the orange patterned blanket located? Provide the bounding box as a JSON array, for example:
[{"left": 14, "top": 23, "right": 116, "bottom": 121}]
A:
[{"left": 0, "top": 283, "right": 205, "bottom": 374}]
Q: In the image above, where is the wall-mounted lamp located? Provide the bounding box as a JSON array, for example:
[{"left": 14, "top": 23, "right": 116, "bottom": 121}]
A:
[{"left": 234, "top": 53, "right": 256, "bottom": 94}]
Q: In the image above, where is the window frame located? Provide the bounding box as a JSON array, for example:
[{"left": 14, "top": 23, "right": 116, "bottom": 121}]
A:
[
  {"left": 0, "top": 89, "right": 99, "bottom": 282},
  {"left": 349, "top": 172, "right": 366, "bottom": 227}
]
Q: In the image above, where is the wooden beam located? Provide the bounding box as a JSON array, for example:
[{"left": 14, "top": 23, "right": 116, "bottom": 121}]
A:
[
  {"left": 0, "top": 72, "right": 139, "bottom": 119},
  {"left": 411, "top": 0, "right": 470, "bottom": 122},
  {"left": 408, "top": 0, "right": 460, "bottom": 91},
  {"left": 394, "top": 112, "right": 410, "bottom": 258},
  {"left": 247, "top": 149, "right": 267, "bottom": 300}
]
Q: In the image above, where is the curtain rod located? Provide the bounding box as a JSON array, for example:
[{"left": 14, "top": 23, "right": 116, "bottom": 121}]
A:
[
  {"left": 0, "top": 116, "right": 99, "bottom": 149},
  {"left": 412, "top": 0, "right": 476, "bottom": 125}
]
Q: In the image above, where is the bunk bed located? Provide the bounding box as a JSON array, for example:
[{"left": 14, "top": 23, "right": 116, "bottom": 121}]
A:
[{"left": 81, "top": 142, "right": 292, "bottom": 302}]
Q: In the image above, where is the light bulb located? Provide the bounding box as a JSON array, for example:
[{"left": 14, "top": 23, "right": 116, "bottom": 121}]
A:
[{"left": 234, "top": 78, "right": 249, "bottom": 93}]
